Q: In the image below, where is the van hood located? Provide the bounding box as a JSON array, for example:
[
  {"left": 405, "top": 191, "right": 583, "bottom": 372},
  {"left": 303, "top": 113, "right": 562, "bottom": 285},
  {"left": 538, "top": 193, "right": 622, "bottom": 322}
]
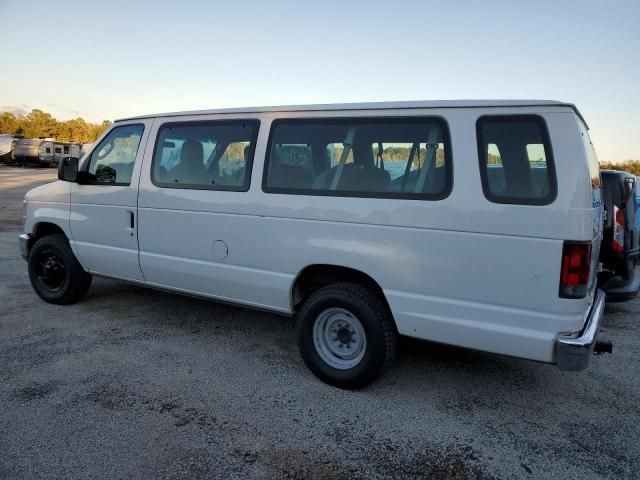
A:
[{"left": 25, "top": 180, "right": 71, "bottom": 204}]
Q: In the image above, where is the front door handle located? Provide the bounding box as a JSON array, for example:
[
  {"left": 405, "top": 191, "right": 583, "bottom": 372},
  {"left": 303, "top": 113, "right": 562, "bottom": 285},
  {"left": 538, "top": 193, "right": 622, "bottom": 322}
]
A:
[{"left": 126, "top": 210, "right": 135, "bottom": 236}]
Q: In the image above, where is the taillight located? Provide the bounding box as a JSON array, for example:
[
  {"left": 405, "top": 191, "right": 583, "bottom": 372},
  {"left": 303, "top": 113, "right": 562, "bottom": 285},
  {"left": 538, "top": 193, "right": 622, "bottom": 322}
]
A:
[
  {"left": 559, "top": 242, "right": 592, "bottom": 298},
  {"left": 612, "top": 205, "right": 625, "bottom": 255}
]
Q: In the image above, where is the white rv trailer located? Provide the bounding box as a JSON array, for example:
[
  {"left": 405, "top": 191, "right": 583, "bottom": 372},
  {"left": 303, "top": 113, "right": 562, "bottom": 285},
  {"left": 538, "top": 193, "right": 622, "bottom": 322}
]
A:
[
  {"left": 0, "top": 135, "right": 16, "bottom": 163},
  {"left": 11, "top": 138, "right": 81, "bottom": 167},
  {"left": 52, "top": 142, "right": 81, "bottom": 165},
  {"left": 13, "top": 138, "right": 47, "bottom": 166}
]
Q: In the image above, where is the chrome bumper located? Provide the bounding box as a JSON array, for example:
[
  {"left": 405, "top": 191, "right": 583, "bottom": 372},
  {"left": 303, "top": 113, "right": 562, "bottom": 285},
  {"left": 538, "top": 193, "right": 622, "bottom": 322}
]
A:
[
  {"left": 556, "top": 289, "right": 606, "bottom": 371},
  {"left": 19, "top": 233, "right": 32, "bottom": 260}
]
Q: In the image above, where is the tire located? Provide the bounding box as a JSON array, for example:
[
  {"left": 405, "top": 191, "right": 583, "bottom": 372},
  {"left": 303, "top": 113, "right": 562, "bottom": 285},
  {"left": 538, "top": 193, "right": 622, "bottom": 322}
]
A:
[
  {"left": 296, "top": 283, "right": 397, "bottom": 389},
  {"left": 28, "top": 234, "right": 92, "bottom": 305}
]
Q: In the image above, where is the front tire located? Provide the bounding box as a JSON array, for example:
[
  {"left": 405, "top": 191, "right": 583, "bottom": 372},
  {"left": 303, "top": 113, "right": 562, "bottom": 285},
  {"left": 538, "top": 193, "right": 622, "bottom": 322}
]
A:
[
  {"left": 297, "top": 283, "right": 397, "bottom": 389},
  {"left": 28, "top": 234, "right": 92, "bottom": 305}
]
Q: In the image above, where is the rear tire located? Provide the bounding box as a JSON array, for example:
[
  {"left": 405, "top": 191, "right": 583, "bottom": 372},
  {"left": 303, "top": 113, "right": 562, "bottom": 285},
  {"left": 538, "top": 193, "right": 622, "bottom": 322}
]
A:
[
  {"left": 28, "top": 234, "right": 92, "bottom": 305},
  {"left": 296, "top": 283, "right": 397, "bottom": 389}
]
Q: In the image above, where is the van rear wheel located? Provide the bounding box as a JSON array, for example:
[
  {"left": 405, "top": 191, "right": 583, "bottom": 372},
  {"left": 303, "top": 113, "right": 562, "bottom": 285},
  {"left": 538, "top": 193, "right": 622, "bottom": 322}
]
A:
[
  {"left": 296, "top": 283, "right": 397, "bottom": 389},
  {"left": 28, "top": 234, "right": 92, "bottom": 305}
]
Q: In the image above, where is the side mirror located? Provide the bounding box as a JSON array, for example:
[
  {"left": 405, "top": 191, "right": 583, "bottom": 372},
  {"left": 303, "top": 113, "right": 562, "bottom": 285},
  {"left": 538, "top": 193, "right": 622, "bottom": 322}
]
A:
[{"left": 58, "top": 157, "right": 79, "bottom": 182}]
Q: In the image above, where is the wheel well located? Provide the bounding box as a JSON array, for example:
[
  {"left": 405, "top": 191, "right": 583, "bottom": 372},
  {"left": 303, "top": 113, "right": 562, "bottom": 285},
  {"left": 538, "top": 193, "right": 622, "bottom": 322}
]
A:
[
  {"left": 291, "top": 264, "right": 393, "bottom": 315},
  {"left": 33, "top": 222, "right": 66, "bottom": 240}
]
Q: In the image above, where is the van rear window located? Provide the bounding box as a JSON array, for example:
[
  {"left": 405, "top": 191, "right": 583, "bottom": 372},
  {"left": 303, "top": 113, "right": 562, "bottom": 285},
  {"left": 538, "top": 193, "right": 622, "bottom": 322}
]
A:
[
  {"left": 477, "top": 115, "right": 556, "bottom": 205},
  {"left": 263, "top": 117, "right": 452, "bottom": 200}
]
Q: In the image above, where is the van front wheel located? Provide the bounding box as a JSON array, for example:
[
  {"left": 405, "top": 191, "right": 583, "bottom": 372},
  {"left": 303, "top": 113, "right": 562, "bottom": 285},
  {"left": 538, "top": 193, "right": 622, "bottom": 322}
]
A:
[
  {"left": 28, "top": 234, "right": 92, "bottom": 305},
  {"left": 296, "top": 283, "right": 397, "bottom": 389}
]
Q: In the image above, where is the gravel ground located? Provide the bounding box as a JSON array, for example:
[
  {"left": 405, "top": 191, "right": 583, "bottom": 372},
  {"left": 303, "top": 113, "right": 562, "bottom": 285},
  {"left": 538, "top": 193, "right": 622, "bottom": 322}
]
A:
[{"left": 1, "top": 165, "right": 639, "bottom": 480}]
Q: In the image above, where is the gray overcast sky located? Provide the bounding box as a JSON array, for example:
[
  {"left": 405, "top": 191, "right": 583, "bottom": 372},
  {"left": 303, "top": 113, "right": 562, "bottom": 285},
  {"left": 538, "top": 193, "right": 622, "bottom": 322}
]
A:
[{"left": 0, "top": 0, "right": 638, "bottom": 162}]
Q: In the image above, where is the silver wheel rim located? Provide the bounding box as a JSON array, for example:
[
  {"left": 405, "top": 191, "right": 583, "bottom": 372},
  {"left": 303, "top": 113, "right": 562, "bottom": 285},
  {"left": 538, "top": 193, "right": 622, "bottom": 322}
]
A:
[{"left": 312, "top": 307, "right": 367, "bottom": 369}]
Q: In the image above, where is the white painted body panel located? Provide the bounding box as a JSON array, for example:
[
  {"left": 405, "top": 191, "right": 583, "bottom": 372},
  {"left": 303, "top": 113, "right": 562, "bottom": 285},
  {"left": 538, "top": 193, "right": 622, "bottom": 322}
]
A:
[
  {"left": 24, "top": 181, "right": 72, "bottom": 237},
  {"left": 24, "top": 101, "right": 600, "bottom": 365}
]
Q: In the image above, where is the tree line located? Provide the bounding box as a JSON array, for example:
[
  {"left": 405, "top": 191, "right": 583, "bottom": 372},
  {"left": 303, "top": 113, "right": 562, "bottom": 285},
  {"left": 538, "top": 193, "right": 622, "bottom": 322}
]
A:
[
  {"left": 0, "top": 109, "right": 111, "bottom": 143},
  {"left": 2, "top": 108, "right": 637, "bottom": 170},
  {"left": 600, "top": 160, "right": 640, "bottom": 176},
  {"left": 326, "top": 144, "right": 447, "bottom": 168}
]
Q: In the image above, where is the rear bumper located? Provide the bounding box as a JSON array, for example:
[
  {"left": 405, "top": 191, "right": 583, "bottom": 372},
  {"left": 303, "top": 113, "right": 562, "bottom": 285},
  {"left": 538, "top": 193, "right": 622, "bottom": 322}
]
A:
[
  {"left": 556, "top": 289, "right": 606, "bottom": 371},
  {"left": 19, "top": 233, "right": 32, "bottom": 260}
]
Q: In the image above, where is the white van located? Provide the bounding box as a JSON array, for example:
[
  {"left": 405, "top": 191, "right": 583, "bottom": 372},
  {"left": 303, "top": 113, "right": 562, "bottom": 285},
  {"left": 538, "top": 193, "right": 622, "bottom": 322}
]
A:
[{"left": 19, "top": 100, "right": 605, "bottom": 388}]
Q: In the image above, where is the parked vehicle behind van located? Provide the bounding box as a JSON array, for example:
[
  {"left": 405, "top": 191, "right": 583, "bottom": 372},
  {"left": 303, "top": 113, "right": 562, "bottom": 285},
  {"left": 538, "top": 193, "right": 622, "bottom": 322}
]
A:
[
  {"left": 19, "top": 100, "right": 606, "bottom": 388},
  {"left": 598, "top": 170, "right": 640, "bottom": 301},
  {"left": 636, "top": 178, "right": 640, "bottom": 228}
]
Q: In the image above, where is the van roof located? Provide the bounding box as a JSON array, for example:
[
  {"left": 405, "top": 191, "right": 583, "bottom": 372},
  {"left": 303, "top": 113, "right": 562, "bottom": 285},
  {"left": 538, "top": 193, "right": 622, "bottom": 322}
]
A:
[{"left": 116, "top": 99, "right": 586, "bottom": 125}]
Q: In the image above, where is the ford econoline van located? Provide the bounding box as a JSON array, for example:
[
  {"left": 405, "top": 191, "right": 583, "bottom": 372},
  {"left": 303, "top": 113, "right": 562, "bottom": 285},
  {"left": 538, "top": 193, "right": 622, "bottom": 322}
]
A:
[{"left": 19, "top": 100, "right": 605, "bottom": 388}]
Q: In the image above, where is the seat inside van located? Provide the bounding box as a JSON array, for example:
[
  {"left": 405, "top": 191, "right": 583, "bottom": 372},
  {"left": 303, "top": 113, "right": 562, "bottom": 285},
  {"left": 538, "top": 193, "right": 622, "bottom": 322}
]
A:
[
  {"left": 169, "top": 140, "right": 207, "bottom": 184},
  {"left": 268, "top": 149, "right": 315, "bottom": 189},
  {"left": 390, "top": 166, "right": 446, "bottom": 194},
  {"left": 312, "top": 141, "right": 391, "bottom": 192}
]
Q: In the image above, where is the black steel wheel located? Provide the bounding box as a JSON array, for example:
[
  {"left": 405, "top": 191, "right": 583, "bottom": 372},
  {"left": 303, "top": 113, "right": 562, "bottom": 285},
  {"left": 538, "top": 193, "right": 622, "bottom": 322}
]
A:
[{"left": 28, "top": 234, "right": 92, "bottom": 305}]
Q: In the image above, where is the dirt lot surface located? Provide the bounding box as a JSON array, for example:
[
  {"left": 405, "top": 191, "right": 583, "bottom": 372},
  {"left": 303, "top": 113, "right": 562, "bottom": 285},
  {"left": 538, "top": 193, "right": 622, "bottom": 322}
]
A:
[
  {"left": 1, "top": 165, "right": 639, "bottom": 479},
  {"left": 0, "top": 166, "right": 57, "bottom": 229}
]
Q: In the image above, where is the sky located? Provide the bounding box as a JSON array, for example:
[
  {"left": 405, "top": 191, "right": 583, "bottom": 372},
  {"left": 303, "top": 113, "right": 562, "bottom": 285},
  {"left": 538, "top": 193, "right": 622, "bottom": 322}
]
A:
[{"left": 0, "top": 0, "right": 638, "bottom": 162}]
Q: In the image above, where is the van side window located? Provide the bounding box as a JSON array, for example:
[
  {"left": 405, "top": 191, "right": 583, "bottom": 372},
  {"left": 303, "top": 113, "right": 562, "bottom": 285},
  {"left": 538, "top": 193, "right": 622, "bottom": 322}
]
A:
[
  {"left": 263, "top": 117, "right": 452, "bottom": 199},
  {"left": 88, "top": 124, "right": 144, "bottom": 185},
  {"left": 151, "top": 120, "right": 259, "bottom": 191},
  {"left": 477, "top": 115, "right": 556, "bottom": 205}
]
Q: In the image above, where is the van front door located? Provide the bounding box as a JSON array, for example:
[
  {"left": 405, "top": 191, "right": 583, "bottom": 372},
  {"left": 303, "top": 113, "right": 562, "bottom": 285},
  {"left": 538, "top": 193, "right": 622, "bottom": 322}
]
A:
[{"left": 69, "top": 121, "right": 152, "bottom": 281}]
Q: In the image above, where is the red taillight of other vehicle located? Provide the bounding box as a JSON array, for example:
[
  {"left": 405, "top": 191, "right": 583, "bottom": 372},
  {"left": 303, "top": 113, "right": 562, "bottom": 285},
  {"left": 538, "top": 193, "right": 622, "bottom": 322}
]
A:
[
  {"left": 612, "top": 205, "right": 625, "bottom": 255},
  {"left": 559, "top": 242, "right": 592, "bottom": 298}
]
